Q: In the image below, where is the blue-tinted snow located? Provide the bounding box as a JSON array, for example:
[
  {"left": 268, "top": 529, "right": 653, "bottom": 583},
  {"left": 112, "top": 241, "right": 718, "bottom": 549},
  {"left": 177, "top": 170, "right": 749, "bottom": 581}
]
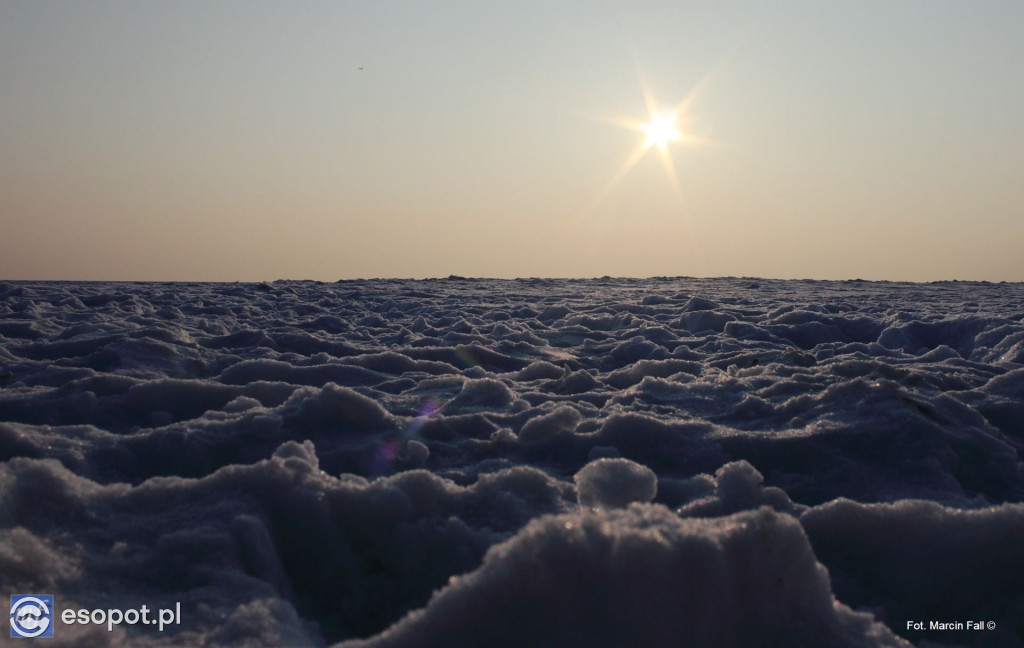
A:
[{"left": 1, "top": 277, "right": 1023, "bottom": 647}]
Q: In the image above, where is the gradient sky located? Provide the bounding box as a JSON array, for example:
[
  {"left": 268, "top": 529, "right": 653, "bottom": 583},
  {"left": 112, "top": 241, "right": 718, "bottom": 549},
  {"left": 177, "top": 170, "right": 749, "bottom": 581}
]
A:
[{"left": 2, "top": 1, "right": 1022, "bottom": 281}]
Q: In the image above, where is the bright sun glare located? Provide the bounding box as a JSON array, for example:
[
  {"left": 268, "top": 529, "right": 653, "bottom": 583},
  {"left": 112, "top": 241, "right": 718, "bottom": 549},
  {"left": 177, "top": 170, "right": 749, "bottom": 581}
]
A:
[
  {"left": 586, "top": 60, "right": 718, "bottom": 210},
  {"left": 641, "top": 113, "right": 682, "bottom": 151}
]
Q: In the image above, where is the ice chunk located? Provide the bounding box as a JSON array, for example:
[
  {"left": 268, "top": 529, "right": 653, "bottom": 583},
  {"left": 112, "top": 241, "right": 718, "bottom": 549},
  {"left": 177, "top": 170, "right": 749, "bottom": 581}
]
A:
[
  {"left": 675, "top": 460, "right": 804, "bottom": 517},
  {"left": 518, "top": 406, "right": 581, "bottom": 444},
  {"left": 338, "top": 506, "right": 908, "bottom": 648},
  {"left": 442, "top": 378, "right": 515, "bottom": 413},
  {"left": 574, "top": 458, "right": 657, "bottom": 509},
  {"left": 281, "top": 383, "right": 396, "bottom": 431}
]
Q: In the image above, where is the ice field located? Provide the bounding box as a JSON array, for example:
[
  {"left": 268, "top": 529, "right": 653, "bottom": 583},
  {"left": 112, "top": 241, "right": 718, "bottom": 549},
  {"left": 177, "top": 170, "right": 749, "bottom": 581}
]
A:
[{"left": 1, "top": 277, "right": 1023, "bottom": 646}]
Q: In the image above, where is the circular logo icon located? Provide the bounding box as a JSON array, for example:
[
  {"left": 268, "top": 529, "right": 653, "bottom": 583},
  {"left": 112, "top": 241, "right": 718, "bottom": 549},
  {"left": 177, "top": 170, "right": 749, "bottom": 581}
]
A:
[{"left": 10, "top": 596, "right": 53, "bottom": 638}]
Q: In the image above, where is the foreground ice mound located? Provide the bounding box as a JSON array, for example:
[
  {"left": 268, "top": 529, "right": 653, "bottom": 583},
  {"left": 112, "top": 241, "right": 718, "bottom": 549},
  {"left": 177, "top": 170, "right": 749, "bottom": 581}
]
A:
[
  {"left": 803, "top": 498, "right": 1024, "bottom": 642},
  {"left": 339, "top": 505, "right": 908, "bottom": 648}
]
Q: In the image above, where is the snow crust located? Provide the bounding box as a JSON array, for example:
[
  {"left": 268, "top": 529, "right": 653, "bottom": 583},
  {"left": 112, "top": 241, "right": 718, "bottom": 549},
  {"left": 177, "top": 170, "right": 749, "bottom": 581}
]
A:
[{"left": 1, "top": 277, "right": 1023, "bottom": 646}]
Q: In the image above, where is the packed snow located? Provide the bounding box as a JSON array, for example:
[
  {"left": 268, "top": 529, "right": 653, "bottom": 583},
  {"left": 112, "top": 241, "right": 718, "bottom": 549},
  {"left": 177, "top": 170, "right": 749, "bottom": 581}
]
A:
[{"left": 1, "top": 277, "right": 1022, "bottom": 647}]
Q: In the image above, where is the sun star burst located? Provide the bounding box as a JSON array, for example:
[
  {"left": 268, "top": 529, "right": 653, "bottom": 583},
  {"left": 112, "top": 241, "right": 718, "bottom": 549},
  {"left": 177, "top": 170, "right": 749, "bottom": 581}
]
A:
[{"left": 585, "top": 57, "right": 720, "bottom": 210}]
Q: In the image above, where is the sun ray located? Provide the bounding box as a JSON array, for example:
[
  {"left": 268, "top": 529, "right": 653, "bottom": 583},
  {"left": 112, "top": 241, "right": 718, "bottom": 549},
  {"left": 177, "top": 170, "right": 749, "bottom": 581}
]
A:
[
  {"left": 587, "top": 140, "right": 651, "bottom": 212},
  {"left": 624, "top": 28, "right": 659, "bottom": 119},
  {"left": 658, "top": 144, "right": 683, "bottom": 201},
  {"left": 635, "top": 61, "right": 660, "bottom": 121}
]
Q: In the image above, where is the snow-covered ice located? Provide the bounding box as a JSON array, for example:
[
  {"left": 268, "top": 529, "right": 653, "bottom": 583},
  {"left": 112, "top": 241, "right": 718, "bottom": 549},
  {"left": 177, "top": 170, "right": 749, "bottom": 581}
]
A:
[{"left": 1, "top": 277, "right": 1022, "bottom": 646}]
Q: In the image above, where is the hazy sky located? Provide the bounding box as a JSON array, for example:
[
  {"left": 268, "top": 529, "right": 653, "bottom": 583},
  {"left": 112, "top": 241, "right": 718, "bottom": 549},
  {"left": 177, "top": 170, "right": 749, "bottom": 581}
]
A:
[{"left": 2, "top": 1, "right": 1022, "bottom": 281}]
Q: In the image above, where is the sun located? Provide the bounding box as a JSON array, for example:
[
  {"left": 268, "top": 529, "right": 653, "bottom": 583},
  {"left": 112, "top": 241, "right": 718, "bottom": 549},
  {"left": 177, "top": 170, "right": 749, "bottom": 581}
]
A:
[
  {"left": 584, "top": 57, "right": 720, "bottom": 209},
  {"left": 588, "top": 98, "right": 695, "bottom": 208},
  {"left": 641, "top": 113, "right": 682, "bottom": 151}
]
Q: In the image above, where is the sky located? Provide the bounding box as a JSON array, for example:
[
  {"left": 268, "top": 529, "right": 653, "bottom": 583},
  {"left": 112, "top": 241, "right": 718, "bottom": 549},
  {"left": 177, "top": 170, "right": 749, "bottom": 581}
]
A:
[{"left": 1, "top": 0, "right": 1022, "bottom": 282}]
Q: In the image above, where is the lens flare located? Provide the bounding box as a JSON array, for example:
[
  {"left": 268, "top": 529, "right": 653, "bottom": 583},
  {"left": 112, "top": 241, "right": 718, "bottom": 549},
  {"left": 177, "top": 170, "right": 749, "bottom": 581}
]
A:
[{"left": 369, "top": 397, "right": 440, "bottom": 476}]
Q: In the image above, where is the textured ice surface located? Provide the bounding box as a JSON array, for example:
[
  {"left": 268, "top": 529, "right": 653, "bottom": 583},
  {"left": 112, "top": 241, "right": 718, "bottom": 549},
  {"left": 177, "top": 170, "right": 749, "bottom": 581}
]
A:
[{"left": 1, "top": 277, "right": 1023, "bottom": 646}]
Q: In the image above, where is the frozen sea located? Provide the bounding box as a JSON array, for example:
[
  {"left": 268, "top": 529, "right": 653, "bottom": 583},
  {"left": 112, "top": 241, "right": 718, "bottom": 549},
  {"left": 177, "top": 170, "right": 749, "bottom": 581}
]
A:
[{"left": 1, "top": 277, "right": 1023, "bottom": 647}]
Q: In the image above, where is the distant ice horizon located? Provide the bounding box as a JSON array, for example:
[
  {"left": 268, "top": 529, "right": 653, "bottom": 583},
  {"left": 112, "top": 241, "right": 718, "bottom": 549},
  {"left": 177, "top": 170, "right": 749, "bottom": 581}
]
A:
[{"left": 6, "top": 274, "right": 1024, "bottom": 285}]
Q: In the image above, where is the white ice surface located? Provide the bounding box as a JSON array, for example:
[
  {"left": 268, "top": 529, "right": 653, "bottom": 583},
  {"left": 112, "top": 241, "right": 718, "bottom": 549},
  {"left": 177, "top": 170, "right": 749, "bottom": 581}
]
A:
[{"left": 1, "top": 277, "right": 1023, "bottom": 646}]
